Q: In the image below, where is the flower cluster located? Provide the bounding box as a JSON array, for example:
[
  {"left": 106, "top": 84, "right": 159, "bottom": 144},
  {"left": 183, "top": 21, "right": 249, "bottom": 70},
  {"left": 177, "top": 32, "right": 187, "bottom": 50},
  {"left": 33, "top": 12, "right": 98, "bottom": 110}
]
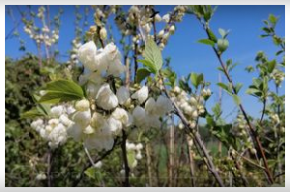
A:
[
  {"left": 30, "top": 41, "right": 172, "bottom": 152},
  {"left": 126, "top": 141, "right": 144, "bottom": 168},
  {"left": 30, "top": 105, "right": 75, "bottom": 148},
  {"left": 170, "top": 86, "right": 205, "bottom": 129}
]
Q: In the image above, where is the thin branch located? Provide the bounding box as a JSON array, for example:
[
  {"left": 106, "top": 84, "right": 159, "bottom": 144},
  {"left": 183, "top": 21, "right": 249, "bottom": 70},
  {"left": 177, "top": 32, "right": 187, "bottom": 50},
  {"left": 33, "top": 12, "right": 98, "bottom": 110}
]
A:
[
  {"left": 197, "top": 18, "right": 274, "bottom": 184},
  {"left": 72, "top": 138, "right": 120, "bottom": 187},
  {"left": 121, "top": 130, "right": 130, "bottom": 187}
]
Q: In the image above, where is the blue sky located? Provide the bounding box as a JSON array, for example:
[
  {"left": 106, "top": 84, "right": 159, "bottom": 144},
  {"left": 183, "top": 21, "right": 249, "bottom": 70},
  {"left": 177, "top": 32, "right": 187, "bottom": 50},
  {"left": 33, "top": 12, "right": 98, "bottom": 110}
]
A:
[{"left": 5, "top": 5, "right": 285, "bottom": 121}]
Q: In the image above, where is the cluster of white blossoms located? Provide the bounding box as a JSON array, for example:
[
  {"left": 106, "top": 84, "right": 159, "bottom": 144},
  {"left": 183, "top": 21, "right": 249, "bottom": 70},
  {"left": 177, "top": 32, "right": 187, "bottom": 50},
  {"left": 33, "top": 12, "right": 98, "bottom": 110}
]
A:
[
  {"left": 115, "top": 5, "right": 186, "bottom": 51},
  {"left": 23, "top": 6, "right": 59, "bottom": 46},
  {"left": 126, "top": 142, "right": 144, "bottom": 168},
  {"left": 232, "top": 114, "right": 248, "bottom": 138},
  {"left": 31, "top": 40, "right": 172, "bottom": 152},
  {"left": 67, "top": 39, "right": 82, "bottom": 67},
  {"left": 30, "top": 105, "right": 75, "bottom": 148},
  {"left": 24, "top": 25, "right": 59, "bottom": 46},
  {"left": 270, "top": 68, "right": 285, "bottom": 86},
  {"left": 170, "top": 86, "right": 205, "bottom": 129}
]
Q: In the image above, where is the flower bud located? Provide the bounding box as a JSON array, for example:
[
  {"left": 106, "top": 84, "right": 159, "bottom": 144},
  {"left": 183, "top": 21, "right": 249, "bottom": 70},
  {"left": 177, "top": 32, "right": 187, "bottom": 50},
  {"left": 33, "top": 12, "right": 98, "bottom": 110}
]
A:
[
  {"left": 169, "top": 25, "right": 175, "bottom": 34},
  {"left": 75, "top": 99, "right": 90, "bottom": 111},
  {"left": 157, "top": 30, "right": 165, "bottom": 38},
  {"left": 99, "top": 27, "right": 107, "bottom": 40},
  {"left": 154, "top": 14, "right": 162, "bottom": 22}
]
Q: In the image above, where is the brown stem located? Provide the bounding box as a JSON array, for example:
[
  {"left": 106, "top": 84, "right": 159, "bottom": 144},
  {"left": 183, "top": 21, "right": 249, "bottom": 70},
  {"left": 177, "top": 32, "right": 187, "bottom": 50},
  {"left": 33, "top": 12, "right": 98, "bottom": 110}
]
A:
[
  {"left": 72, "top": 138, "right": 120, "bottom": 187},
  {"left": 47, "top": 148, "right": 54, "bottom": 187},
  {"left": 121, "top": 130, "right": 130, "bottom": 187}
]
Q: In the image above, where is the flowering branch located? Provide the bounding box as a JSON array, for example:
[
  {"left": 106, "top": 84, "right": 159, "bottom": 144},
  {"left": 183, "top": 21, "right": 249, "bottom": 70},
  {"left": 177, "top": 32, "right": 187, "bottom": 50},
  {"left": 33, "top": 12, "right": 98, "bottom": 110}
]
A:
[{"left": 160, "top": 76, "right": 225, "bottom": 187}]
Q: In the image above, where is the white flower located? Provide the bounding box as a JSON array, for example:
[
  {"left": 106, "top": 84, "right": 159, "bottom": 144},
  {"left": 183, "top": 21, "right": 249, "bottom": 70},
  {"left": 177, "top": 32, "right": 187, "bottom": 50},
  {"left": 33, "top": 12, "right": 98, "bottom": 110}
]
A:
[
  {"left": 72, "top": 110, "right": 91, "bottom": 127},
  {"left": 132, "top": 106, "right": 146, "bottom": 127},
  {"left": 154, "top": 14, "right": 162, "bottom": 22},
  {"left": 131, "top": 86, "right": 148, "bottom": 104},
  {"left": 75, "top": 99, "right": 90, "bottom": 112},
  {"left": 50, "top": 105, "right": 64, "bottom": 117},
  {"left": 96, "top": 83, "right": 118, "bottom": 110},
  {"left": 78, "top": 41, "right": 98, "bottom": 71},
  {"left": 59, "top": 114, "right": 74, "bottom": 127},
  {"left": 48, "top": 123, "right": 67, "bottom": 148},
  {"left": 135, "top": 152, "right": 142, "bottom": 160},
  {"left": 126, "top": 142, "right": 136, "bottom": 150},
  {"left": 107, "top": 116, "right": 122, "bottom": 134},
  {"left": 104, "top": 43, "right": 126, "bottom": 76},
  {"left": 94, "top": 161, "right": 103, "bottom": 168},
  {"left": 157, "top": 30, "right": 165, "bottom": 38},
  {"left": 48, "top": 118, "right": 59, "bottom": 127},
  {"left": 136, "top": 143, "right": 143, "bottom": 150},
  {"left": 145, "top": 95, "right": 172, "bottom": 117},
  {"left": 112, "top": 108, "right": 133, "bottom": 127},
  {"left": 155, "top": 95, "right": 173, "bottom": 116},
  {"left": 162, "top": 14, "right": 170, "bottom": 23},
  {"left": 36, "top": 173, "right": 47, "bottom": 180},
  {"left": 169, "top": 25, "right": 175, "bottom": 34},
  {"left": 83, "top": 125, "right": 95, "bottom": 135},
  {"left": 31, "top": 119, "right": 44, "bottom": 130},
  {"left": 116, "top": 86, "right": 130, "bottom": 105}
]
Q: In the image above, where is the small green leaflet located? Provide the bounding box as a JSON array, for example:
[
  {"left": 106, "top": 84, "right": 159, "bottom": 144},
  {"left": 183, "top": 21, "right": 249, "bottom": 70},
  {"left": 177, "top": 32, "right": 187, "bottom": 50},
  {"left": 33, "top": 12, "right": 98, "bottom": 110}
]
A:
[{"left": 197, "top": 39, "right": 215, "bottom": 46}]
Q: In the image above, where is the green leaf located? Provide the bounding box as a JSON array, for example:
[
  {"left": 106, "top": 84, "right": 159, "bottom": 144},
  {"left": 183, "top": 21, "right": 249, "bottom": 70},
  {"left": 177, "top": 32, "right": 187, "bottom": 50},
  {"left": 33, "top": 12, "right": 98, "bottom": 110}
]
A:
[
  {"left": 267, "top": 60, "right": 276, "bottom": 73},
  {"left": 84, "top": 167, "right": 96, "bottom": 179},
  {"left": 218, "top": 28, "right": 227, "bottom": 39},
  {"left": 217, "top": 39, "right": 229, "bottom": 53},
  {"left": 234, "top": 83, "right": 243, "bottom": 94},
  {"left": 137, "top": 59, "right": 156, "bottom": 73},
  {"left": 144, "top": 38, "right": 163, "bottom": 73},
  {"left": 197, "top": 39, "right": 215, "bottom": 46},
  {"left": 232, "top": 94, "right": 241, "bottom": 106},
  {"left": 190, "top": 73, "right": 204, "bottom": 89},
  {"left": 217, "top": 82, "right": 232, "bottom": 95},
  {"left": 246, "top": 88, "right": 261, "bottom": 97},
  {"left": 268, "top": 14, "right": 278, "bottom": 25},
  {"left": 136, "top": 68, "right": 151, "bottom": 83},
  {"left": 39, "top": 79, "right": 84, "bottom": 104},
  {"left": 207, "top": 28, "right": 217, "bottom": 42},
  {"left": 20, "top": 107, "right": 45, "bottom": 119}
]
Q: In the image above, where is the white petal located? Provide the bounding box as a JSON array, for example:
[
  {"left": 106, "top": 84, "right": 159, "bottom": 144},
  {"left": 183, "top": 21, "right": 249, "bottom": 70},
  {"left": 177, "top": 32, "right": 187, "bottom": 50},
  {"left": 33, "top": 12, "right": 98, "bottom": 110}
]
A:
[
  {"left": 116, "top": 86, "right": 130, "bottom": 105},
  {"left": 131, "top": 86, "right": 148, "bottom": 104},
  {"left": 95, "top": 83, "right": 118, "bottom": 110}
]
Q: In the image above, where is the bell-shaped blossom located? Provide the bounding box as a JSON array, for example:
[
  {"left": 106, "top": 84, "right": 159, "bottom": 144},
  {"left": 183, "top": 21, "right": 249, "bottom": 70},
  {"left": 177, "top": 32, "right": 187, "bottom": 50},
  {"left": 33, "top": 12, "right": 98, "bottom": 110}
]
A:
[
  {"left": 50, "top": 105, "right": 64, "bottom": 117},
  {"left": 78, "top": 41, "right": 98, "bottom": 71},
  {"left": 131, "top": 86, "right": 148, "bottom": 104},
  {"left": 95, "top": 83, "right": 118, "bottom": 110},
  {"left": 112, "top": 107, "right": 133, "bottom": 127},
  {"left": 116, "top": 86, "right": 130, "bottom": 105},
  {"left": 75, "top": 99, "right": 90, "bottom": 112}
]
